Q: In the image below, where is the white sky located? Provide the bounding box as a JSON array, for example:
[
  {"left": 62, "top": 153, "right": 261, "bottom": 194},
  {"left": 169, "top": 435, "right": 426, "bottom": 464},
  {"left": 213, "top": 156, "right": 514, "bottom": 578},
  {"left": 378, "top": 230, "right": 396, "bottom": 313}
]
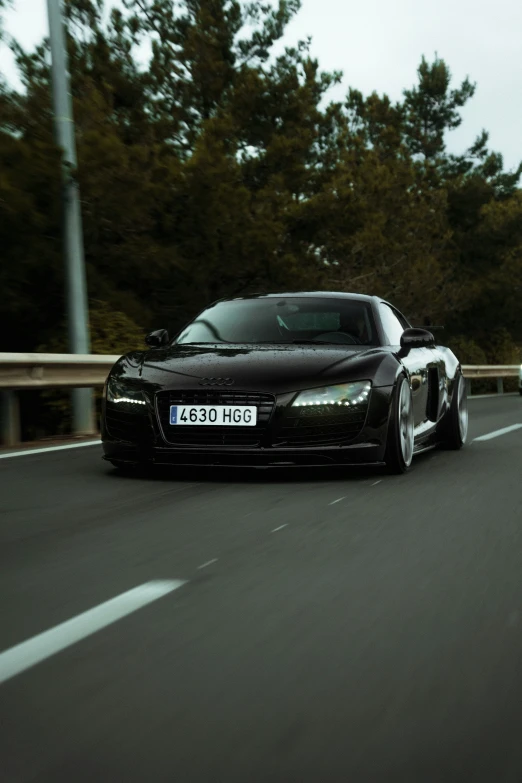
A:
[{"left": 1, "top": 0, "right": 521, "bottom": 170}]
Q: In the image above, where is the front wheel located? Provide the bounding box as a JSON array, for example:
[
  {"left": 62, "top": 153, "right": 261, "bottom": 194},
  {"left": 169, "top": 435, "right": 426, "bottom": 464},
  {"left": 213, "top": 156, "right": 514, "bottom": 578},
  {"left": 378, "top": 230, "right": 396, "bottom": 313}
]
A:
[
  {"left": 384, "top": 376, "right": 414, "bottom": 474},
  {"left": 437, "top": 372, "right": 468, "bottom": 449}
]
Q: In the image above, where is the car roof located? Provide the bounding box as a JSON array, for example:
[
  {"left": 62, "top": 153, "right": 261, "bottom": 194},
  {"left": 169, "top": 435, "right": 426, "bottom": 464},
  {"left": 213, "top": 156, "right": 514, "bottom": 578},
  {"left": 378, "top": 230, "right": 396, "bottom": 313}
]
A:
[{"left": 217, "top": 291, "right": 379, "bottom": 304}]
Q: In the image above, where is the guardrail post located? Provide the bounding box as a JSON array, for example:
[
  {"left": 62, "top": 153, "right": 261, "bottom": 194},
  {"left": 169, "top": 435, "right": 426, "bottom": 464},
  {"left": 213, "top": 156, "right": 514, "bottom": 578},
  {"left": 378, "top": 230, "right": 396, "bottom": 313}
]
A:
[
  {"left": 72, "top": 387, "right": 96, "bottom": 435},
  {"left": 496, "top": 377, "right": 504, "bottom": 395},
  {"left": 465, "top": 378, "right": 472, "bottom": 398},
  {"left": 1, "top": 391, "right": 21, "bottom": 447}
]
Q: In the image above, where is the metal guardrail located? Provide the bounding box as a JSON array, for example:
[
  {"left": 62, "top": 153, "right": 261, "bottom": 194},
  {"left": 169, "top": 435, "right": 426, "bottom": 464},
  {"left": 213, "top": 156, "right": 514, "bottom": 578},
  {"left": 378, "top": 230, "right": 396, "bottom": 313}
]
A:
[
  {"left": 0, "top": 353, "right": 120, "bottom": 390},
  {"left": 0, "top": 354, "right": 520, "bottom": 447},
  {"left": 461, "top": 364, "right": 521, "bottom": 397},
  {"left": 0, "top": 353, "right": 120, "bottom": 446},
  {"left": 461, "top": 365, "right": 520, "bottom": 379}
]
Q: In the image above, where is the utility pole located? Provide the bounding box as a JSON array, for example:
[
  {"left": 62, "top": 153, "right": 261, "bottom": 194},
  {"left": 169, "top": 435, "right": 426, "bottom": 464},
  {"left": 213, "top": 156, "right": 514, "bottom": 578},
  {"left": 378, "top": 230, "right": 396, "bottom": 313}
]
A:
[{"left": 47, "top": 0, "right": 93, "bottom": 434}]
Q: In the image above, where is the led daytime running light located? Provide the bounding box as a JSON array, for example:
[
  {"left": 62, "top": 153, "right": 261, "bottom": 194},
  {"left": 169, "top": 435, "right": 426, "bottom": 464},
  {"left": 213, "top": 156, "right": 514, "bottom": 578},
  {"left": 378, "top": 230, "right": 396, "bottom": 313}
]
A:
[
  {"left": 292, "top": 381, "right": 371, "bottom": 408},
  {"left": 106, "top": 376, "right": 146, "bottom": 405}
]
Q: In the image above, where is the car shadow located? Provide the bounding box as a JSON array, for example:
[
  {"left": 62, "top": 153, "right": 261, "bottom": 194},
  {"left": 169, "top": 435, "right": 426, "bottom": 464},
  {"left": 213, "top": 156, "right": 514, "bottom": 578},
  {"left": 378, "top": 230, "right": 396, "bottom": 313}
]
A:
[
  {"left": 106, "top": 462, "right": 389, "bottom": 485},
  {"left": 104, "top": 442, "right": 445, "bottom": 485}
]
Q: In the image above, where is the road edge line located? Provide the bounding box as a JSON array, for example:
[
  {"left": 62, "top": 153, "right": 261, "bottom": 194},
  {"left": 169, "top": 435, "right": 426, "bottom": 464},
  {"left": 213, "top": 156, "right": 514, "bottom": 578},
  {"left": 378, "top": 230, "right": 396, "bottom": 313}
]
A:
[{"left": 0, "top": 440, "right": 101, "bottom": 459}]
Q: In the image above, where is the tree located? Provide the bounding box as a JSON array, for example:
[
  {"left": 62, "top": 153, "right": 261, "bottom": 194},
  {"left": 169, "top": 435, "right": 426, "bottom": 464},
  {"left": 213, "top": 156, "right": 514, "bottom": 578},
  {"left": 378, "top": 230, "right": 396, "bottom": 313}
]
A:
[
  {"left": 402, "top": 55, "right": 475, "bottom": 162},
  {"left": 1, "top": 0, "right": 339, "bottom": 347},
  {"left": 0, "top": 76, "right": 63, "bottom": 351},
  {"left": 118, "top": 0, "right": 302, "bottom": 154},
  {"left": 309, "top": 144, "right": 461, "bottom": 324},
  {"left": 446, "top": 190, "right": 522, "bottom": 342},
  {"left": 345, "top": 88, "right": 404, "bottom": 159},
  {"left": 343, "top": 55, "right": 522, "bottom": 340}
]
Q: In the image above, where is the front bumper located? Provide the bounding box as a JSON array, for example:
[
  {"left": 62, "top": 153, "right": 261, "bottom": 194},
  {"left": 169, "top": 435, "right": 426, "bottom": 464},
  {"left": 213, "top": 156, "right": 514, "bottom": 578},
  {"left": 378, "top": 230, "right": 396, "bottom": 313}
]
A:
[
  {"left": 101, "top": 440, "right": 387, "bottom": 468},
  {"left": 101, "top": 385, "right": 393, "bottom": 468}
]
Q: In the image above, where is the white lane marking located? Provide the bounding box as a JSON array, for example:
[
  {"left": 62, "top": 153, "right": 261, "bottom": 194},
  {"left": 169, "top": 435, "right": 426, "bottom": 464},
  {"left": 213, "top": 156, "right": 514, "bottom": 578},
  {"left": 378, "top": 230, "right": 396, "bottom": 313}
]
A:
[
  {"left": 371, "top": 480, "right": 382, "bottom": 486},
  {"left": 197, "top": 559, "right": 218, "bottom": 569},
  {"left": 329, "top": 497, "right": 345, "bottom": 506},
  {"left": 271, "top": 524, "right": 288, "bottom": 532},
  {"left": 473, "top": 424, "right": 522, "bottom": 442},
  {"left": 0, "top": 440, "right": 101, "bottom": 459},
  {"left": 0, "top": 580, "right": 185, "bottom": 685}
]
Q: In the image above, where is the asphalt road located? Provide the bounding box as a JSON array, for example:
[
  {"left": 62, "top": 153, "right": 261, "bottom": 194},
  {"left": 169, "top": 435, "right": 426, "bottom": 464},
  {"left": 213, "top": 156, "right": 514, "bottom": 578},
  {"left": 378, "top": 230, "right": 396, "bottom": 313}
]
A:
[{"left": 1, "top": 395, "right": 522, "bottom": 782}]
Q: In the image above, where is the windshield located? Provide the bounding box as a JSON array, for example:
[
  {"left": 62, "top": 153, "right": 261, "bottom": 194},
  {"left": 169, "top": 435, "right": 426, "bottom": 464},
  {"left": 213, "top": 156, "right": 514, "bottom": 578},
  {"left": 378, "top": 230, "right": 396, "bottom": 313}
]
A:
[{"left": 175, "top": 297, "right": 379, "bottom": 346}]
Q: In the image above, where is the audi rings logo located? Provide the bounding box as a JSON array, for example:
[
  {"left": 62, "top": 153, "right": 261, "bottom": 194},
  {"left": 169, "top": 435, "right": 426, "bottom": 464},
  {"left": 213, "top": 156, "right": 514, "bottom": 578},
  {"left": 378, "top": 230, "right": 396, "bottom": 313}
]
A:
[{"left": 198, "top": 377, "right": 235, "bottom": 386}]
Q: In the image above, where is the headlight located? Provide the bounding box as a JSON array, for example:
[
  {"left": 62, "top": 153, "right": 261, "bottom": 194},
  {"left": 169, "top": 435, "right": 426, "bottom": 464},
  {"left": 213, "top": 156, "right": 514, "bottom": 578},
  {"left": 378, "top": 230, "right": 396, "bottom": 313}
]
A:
[
  {"left": 106, "top": 377, "right": 146, "bottom": 406},
  {"left": 292, "top": 381, "right": 371, "bottom": 407}
]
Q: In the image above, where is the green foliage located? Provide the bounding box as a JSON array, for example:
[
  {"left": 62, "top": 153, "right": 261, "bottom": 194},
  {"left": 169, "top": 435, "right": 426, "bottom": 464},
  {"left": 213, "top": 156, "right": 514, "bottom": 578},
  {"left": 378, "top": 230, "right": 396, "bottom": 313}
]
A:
[
  {"left": 445, "top": 336, "right": 487, "bottom": 365},
  {"left": 39, "top": 300, "right": 145, "bottom": 354},
  {"left": 482, "top": 328, "right": 521, "bottom": 366},
  {"left": 446, "top": 332, "right": 520, "bottom": 395},
  {"left": 34, "top": 300, "right": 145, "bottom": 435},
  {"left": 403, "top": 55, "right": 475, "bottom": 161},
  {"left": 339, "top": 54, "right": 522, "bottom": 348}
]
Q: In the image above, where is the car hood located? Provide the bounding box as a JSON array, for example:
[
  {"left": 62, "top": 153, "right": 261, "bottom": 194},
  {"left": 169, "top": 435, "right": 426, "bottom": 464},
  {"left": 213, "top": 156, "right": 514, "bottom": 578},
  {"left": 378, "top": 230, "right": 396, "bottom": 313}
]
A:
[{"left": 115, "top": 344, "right": 398, "bottom": 394}]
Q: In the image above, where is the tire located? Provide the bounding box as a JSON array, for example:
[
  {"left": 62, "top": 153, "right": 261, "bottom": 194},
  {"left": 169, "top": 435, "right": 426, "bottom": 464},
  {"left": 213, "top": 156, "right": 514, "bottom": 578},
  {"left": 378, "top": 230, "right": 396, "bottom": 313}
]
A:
[
  {"left": 384, "top": 376, "right": 414, "bottom": 474},
  {"left": 519, "top": 389, "right": 522, "bottom": 397},
  {"left": 438, "top": 371, "right": 468, "bottom": 450}
]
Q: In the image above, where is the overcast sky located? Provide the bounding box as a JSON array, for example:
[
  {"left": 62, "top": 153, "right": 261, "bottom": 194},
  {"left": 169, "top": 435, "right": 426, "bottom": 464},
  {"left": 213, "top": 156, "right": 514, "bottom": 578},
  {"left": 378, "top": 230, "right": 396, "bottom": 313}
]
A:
[{"left": 1, "top": 0, "right": 521, "bottom": 170}]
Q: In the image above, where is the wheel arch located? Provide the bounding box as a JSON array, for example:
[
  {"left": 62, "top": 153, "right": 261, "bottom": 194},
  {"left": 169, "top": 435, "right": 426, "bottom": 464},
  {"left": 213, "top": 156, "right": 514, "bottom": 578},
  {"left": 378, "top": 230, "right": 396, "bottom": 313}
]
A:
[
  {"left": 383, "top": 373, "right": 414, "bottom": 473},
  {"left": 383, "top": 368, "right": 409, "bottom": 435}
]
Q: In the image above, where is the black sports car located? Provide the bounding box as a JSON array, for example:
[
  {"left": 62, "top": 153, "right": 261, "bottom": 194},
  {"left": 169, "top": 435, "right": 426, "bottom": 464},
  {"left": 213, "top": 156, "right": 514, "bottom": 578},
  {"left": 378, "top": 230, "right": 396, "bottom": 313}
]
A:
[{"left": 101, "top": 292, "right": 468, "bottom": 474}]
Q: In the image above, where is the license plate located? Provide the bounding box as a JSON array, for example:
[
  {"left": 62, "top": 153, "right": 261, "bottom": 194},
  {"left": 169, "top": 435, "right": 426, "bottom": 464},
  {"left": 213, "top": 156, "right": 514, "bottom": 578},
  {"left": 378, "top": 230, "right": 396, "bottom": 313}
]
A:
[{"left": 169, "top": 405, "right": 257, "bottom": 427}]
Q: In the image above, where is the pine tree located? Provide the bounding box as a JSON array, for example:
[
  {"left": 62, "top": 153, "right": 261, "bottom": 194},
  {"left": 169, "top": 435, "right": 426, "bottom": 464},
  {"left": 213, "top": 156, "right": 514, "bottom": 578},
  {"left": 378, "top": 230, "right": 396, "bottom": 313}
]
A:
[{"left": 402, "top": 55, "right": 475, "bottom": 162}]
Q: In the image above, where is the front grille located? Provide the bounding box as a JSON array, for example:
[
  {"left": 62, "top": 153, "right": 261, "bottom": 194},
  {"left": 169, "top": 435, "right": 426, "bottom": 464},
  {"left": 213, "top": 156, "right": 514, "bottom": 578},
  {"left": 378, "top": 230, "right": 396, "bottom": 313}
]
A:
[
  {"left": 156, "top": 390, "right": 275, "bottom": 447},
  {"left": 274, "top": 404, "right": 367, "bottom": 447},
  {"left": 105, "top": 406, "right": 154, "bottom": 444}
]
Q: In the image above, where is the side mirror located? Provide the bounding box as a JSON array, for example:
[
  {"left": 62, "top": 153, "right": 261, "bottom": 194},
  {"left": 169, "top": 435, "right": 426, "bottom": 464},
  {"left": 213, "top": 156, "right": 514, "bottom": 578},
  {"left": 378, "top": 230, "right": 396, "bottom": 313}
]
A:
[
  {"left": 145, "top": 329, "right": 169, "bottom": 348},
  {"left": 400, "top": 327, "right": 435, "bottom": 352}
]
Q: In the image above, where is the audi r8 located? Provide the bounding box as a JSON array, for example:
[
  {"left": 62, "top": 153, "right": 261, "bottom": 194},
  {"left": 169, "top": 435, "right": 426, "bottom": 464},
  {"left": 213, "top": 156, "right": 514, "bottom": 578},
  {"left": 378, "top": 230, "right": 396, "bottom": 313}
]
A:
[{"left": 101, "top": 292, "right": 468, "bottom": 474}]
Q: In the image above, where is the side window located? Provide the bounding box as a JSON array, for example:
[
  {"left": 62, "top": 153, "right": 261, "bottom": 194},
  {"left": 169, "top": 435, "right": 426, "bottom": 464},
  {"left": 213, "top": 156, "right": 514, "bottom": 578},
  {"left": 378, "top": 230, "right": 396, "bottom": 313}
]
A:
[{"left": 379, "top": 303, "right": 406, "bottom": 345}]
